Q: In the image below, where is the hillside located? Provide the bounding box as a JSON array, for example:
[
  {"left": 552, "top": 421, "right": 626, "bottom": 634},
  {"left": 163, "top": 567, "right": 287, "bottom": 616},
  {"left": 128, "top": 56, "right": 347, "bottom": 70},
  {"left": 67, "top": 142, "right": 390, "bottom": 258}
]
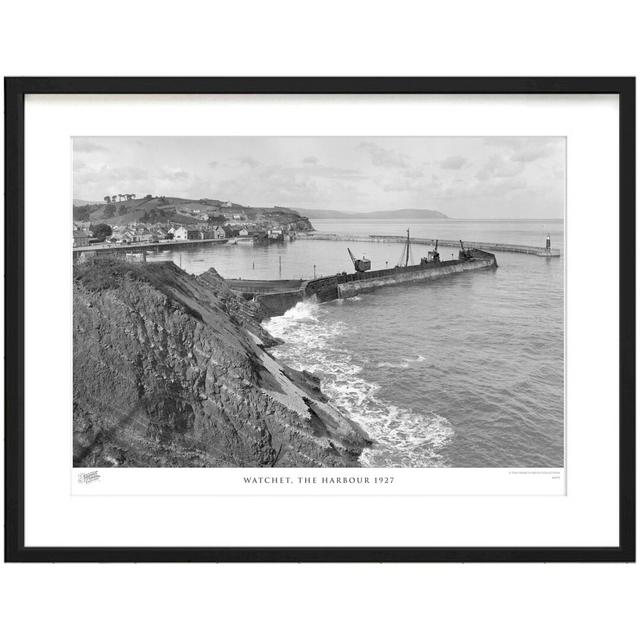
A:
[
  {"left": 73, "top": 260, "right": 369, "bottom": 467},
  {"left": 298, "top": 207, "right": 448, "bottom": 220},
  {"left": 73, "top": 195, "right": 314, "bottom": 230}
]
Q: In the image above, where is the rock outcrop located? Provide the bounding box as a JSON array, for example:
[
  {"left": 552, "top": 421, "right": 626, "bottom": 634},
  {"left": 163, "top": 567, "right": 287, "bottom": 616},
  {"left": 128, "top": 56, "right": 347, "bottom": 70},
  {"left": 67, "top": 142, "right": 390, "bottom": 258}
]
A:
[{"left": 73, "top": 260, "right": 369, "bottom": 467}]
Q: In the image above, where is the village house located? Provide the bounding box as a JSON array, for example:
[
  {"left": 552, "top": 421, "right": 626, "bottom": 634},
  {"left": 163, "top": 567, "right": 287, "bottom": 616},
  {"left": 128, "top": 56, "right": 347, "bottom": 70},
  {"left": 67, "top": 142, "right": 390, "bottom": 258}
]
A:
[
  {"left": 268, "top": 228, "right": 284, "bottom": 240},
  {"left": 198, "top": 226, "right": 226, "bottom": 240},
  {"left": 110, "top": 230, "right": 135, "bottom": 244},
  {"left": 238, "top": 228, "right": 249, "bottom": 237},
  {"left": 73, "top": 229, "right": 92, "bottom": 247},
  {"left": 173, "top": 226, "right": 189, "bottom": 240}
]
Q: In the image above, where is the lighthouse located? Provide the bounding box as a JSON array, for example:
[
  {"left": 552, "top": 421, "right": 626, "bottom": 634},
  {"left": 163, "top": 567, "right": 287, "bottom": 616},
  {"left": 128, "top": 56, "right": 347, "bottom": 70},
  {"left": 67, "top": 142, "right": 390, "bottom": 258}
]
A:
[{"left": 546, "top": 234, "right": 551, "bottom": 252}]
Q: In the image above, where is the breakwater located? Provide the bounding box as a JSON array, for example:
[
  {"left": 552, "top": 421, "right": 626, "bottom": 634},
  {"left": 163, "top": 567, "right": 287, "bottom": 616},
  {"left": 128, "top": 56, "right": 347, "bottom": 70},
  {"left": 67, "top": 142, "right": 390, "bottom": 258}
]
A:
[
  {"left": 301, "top": 233, "right": 561, "bottom": 257},
  {"left": 306, "top": 249, "right": 497, "bottom": 302},
  {"left": 227, "top": 249, "right": 498, "bottom": 315},
  {"left": 225, "top": 278, "right": 305, "bottom": 316},
  {"left": 337, "top": 252, "right": 497, "bottom": 298}
]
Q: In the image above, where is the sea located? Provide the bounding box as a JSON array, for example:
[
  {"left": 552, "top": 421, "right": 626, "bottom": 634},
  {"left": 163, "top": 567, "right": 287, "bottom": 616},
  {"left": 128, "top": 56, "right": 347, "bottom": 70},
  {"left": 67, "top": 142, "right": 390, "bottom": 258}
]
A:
[{"left": 148, "top": 218, "right": 565, "bottom": 468}]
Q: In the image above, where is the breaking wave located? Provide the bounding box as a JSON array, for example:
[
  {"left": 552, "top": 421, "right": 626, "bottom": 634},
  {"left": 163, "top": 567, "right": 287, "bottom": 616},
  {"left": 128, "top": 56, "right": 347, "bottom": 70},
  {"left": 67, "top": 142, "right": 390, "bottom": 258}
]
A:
[
  {"left": 376, "top": 355, "right": 426, "bottom": 370},
  {"left": 264, "top": 301, "right": 453, "bottom": 467}
]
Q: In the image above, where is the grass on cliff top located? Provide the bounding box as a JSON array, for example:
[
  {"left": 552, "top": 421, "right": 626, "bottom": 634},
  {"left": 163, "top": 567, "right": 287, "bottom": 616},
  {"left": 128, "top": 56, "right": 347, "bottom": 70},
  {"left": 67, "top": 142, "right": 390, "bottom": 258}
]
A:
[
  {"left": 74, "top": 259, "right": 255, "bottom": 329},
  {"left": 73, "top": 259, "right": 189, "bottom": 292}
]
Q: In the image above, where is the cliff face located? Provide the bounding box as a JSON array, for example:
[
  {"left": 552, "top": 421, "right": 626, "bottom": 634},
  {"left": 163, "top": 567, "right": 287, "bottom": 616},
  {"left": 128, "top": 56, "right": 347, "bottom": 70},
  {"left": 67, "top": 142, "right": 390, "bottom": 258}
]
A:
[
  {"left": 73, "top": 260, "right": 369, "bottom": 467},
  {"left": 287, "top": 215, "right": 314, "bottom": 232}
]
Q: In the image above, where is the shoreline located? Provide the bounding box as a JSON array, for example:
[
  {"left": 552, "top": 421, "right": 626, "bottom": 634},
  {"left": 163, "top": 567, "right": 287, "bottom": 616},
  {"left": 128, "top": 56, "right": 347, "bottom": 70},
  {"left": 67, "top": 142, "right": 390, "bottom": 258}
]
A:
[{"left": 73, "top": 259, "right": 370, "bottom": 468}]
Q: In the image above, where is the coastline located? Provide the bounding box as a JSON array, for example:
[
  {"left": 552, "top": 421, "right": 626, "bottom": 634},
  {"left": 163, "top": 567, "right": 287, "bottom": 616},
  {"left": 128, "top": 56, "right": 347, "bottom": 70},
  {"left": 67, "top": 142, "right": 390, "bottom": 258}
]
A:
[{"left": 72, "top": 259, "right": 370, "bottom": 468}]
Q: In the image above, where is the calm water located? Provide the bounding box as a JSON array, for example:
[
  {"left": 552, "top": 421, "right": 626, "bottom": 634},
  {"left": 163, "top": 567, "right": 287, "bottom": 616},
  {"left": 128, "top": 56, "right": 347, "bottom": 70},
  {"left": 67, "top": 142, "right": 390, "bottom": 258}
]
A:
[{"left": 148, "top": 218, "right": 565, "bottom": 468}]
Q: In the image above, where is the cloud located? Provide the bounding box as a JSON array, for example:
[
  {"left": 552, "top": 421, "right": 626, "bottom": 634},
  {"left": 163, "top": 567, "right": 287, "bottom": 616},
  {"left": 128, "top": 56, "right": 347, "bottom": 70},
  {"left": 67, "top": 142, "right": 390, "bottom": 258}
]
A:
[
  {"left": 302, "top": 156, "right": 319, "bottom": 165},
  {"left": 483, "top": 137, "right": 563, "bottom": 164},
  {"left": 248, "top": 163, "right": 366, "bottom": 182},
  {"left": 237, "top": 156, "right": 260, "bottom": 168},
  {"left": 358, "top": 142, "right": 408, "bottom": 168},
  {"left": 439, "top": 155, "right": 468, "bottom": 170},
  {"left": 73, "top": 164, "right": 150, "bottom": 199},
  {"left": 476, "top": 155, "right": 525, "bottom": 180},
  {"left": 158, "top": 168, "right": 190, "bottom": 181},
  {"left": 216, "top": 162, "right": 368, "bottom": 208},
  {"left": 483, "top": 138, "right": 524, "bottom": 150},
  {"left": 74, "top": 139, "right": 107, "bottom": 153},
  {"left": 75, "top": 165, "right": 148, "bottom": 184},
  {"left": 511, "top": 146, "right": 552, "bottom": 163},
  {"left": 208, "top": 161, "right": 218, "bottom": 168},
  {"left": 297, "top": 166, "right": 365, "bottom": 180}
]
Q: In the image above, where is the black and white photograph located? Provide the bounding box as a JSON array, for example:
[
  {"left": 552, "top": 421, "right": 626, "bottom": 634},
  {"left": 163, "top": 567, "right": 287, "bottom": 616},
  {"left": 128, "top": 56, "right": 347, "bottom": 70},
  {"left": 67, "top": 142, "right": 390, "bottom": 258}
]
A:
[
  {"left": 3, "top": 74, "right": 634, "bottom": 569},
  {"left": 72, "top": 136, "right": 565, "bottom": 470},
  {"left": 3, "top": 2, "right": 638, "bottom": 635}
]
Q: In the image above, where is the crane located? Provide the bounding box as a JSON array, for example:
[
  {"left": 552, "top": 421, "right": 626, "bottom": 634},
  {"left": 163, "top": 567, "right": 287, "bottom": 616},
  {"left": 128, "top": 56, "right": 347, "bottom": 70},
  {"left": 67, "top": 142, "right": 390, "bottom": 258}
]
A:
[
  {"left": 459, "top": 240, "right": 472, "bottom": 261},
  {"left": 347, "top": 248, "right": 371, "bottom": 273}
]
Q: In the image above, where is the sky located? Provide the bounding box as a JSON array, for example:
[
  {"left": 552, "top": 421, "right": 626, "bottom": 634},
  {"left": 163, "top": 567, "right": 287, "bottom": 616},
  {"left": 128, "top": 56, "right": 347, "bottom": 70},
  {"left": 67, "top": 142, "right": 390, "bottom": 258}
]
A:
[{"left": 73, "top": 136, "right": 565, "bottom": 219}]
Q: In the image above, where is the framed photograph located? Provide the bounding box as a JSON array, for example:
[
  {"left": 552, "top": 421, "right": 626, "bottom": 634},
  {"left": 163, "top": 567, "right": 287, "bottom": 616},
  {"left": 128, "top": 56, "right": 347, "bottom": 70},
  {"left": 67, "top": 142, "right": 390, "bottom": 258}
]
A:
[{"left": 4, "top": 77, "right": 635, "bottom": 562}]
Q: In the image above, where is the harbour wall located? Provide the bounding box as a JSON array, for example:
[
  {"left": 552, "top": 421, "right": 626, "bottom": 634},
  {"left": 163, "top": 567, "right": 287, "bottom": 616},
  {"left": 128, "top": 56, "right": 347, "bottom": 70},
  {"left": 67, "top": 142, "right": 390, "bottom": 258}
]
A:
[
  {"left": 226, "top": 279, "right": 305, "bottom": 316},
  {"left": 337, "top": 256, "right": 497, "bottom": 298},
  {"left": 301, "top": 233, "right": 561, "bottom": 257},
  {"left": 225, "top": 251, "right": 498, "bottom": 315},
  {"left": 255, "top": 290, "right": 305, "bottom": 316}
]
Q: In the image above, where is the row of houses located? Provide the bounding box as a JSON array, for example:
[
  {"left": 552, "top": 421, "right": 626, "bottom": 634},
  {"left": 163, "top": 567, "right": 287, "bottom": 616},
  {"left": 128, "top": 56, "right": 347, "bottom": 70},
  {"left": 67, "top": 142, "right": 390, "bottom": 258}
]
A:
[
  {"left": 169, "top": 226, "right": 226, "bottom": 240},
  {"left": 110, "top": 229, "right": 162, "bottom": 244},
  {"left": 73, "top": 219, "right": 294, "bottom": 248}
]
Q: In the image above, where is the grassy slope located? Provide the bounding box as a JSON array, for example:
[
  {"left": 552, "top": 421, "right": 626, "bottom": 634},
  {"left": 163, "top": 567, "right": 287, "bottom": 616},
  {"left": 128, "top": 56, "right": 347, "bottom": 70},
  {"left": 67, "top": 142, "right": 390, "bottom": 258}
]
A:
[{"left": 75, "top": 196, "right": 310, "bottom": 227}]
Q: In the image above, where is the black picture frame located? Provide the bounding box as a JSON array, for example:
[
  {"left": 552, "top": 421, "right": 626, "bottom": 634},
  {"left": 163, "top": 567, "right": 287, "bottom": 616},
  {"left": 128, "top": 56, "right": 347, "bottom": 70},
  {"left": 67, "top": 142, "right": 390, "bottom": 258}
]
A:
[{"left": 4, "top": 77, "right": 635, "bottom": 563}]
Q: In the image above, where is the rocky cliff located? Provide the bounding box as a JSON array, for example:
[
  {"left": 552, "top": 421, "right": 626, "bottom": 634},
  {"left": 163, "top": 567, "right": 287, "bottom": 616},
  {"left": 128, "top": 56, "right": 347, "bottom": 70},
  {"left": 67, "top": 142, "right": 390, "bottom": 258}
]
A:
[{"left": 73, "top": 260, "right": 369, "bottom": 467}]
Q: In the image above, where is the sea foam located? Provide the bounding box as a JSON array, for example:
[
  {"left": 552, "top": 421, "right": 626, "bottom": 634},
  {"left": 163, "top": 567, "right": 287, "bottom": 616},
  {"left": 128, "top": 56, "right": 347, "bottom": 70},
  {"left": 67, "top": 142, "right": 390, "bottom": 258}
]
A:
[{"left": 264, "top": 301, "right": 452, "bottom": 467}]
